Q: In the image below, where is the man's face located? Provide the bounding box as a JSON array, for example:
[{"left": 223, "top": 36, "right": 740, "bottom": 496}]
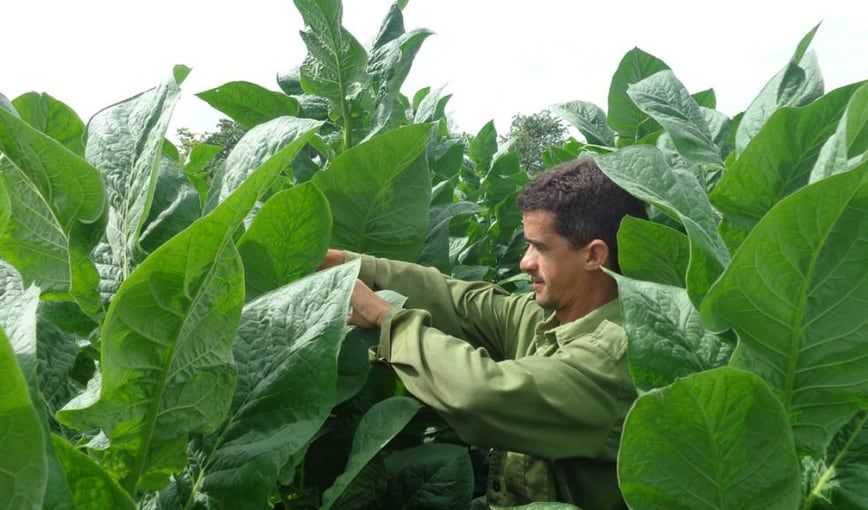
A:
[{"left": 519, "top": 210, "right": 589, "bottom": 314}]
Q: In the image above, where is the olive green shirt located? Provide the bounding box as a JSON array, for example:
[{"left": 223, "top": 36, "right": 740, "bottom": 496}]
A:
[{"left": 350, "top": 253, "right": 636, "bottom": 509}]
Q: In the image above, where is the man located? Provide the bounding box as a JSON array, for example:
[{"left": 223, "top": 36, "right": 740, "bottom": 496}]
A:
[{"left": 320, "top": 159, "right": 645, "bottom": 508}]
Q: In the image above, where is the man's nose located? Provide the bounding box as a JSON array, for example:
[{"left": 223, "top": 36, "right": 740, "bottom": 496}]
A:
[{"left": 520, "top": 246, "right": 536, "bottom": 273}]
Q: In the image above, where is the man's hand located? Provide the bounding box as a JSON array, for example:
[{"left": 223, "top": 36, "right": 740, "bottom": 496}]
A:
[
  {"left": 318, "top": 249, "right": 346, "bottom": 270},
  {"left": 348, "top": 279, "right": 390, "bottom": 329}
]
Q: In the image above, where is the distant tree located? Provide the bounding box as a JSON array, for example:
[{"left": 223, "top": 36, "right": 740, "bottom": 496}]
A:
[
  {"left": 176, "top": 118, "right": 246, "bottom": 171},
  {"left": 502, "top": 111, "right": 566, "bottom": 174}
]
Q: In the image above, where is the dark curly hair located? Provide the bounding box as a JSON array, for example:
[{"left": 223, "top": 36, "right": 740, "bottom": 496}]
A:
[{"left": 517, "top": 158, "right": 646, "bottom": 271}]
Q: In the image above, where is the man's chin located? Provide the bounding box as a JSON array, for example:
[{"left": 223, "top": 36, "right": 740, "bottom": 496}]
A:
[{"left": 534, "top": 293, "right": 554, "bottom": 310}]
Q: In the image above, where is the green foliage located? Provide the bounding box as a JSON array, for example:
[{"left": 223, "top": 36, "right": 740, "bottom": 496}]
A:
[
  {"left": 0, "top": 106, "right": 105, "bottom": 312},
  {"left": 0, "top": 328, "right": 48, "bottom": 510},
  {"left": 619, "top": 368, "right": 801, "bottom": 509},
  {"left": 502, "top": 110, "right": 566, "bottom": 174},
  {"left": 0, "top": 4, "right": 866, "bottom": 509}
]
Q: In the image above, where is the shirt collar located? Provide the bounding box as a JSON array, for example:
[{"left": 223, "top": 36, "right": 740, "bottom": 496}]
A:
[{"left": 537, "top": 299, "right": 622, "bottom": 346}]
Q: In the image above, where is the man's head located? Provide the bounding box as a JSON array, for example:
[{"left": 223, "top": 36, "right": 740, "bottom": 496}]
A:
[{"left": 516, "top": 159, "right": 646, "bottom": 320}]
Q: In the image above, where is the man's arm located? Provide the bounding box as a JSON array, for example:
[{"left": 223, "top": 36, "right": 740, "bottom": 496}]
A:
[
  {"left": 373, "top": 306, "right": 635, "bottom": 460},
  {"left": 322, "top": 249, "right": 529, "bottom": 360}
]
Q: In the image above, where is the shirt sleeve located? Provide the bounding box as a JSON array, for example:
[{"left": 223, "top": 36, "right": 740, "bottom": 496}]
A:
[
  {"left": 375, "top": 307, "right": 635, "bottom": 460},
  {"left": 347, "top": 252, "right": 528, "bottom": 360}
]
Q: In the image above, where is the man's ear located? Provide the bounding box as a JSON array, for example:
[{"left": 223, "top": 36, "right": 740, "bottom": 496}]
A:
[{"left": 584, "top": 239, "right": 610, "bottom": 270}]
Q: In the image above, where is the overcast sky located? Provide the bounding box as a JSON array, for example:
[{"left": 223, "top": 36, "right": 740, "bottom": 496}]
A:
[{"left": 4, "top": 1, "right": 867, "bottom": 139}]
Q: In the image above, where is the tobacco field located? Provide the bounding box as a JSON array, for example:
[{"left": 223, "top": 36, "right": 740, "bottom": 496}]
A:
[{"left": 1, "top": 0, "right": 866, "bottom": 509}]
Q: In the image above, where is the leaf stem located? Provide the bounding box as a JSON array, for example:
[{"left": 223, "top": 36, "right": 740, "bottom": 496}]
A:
[{"left": 801, "top": 413, "right": 868, "bottom": 510}]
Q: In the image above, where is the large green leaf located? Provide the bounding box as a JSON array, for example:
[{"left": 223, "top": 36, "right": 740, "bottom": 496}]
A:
[
  {"left": 549, "top": 100, "right": 615, "bottom": 147},
  {"left": 196, "top": 81, "right": 300, "bottom": 130},
  {"left": 87, "top": 69, "right": 186, "bottom": 283},
  {"left": 0, "top": 329, "right": 48, "bottom": 510},
  {"left": 735, "top": 24, "right": 824, "bottom": 154},
  {"left": 51, "top": 434, "right": 135, "bottom": 510},
  {"left": 57, "top": 123, "right": 321, "bottom": 496},
  {"left": 607, "top": 47, "right": 670, "bottom": 141},
  {"left": 810, "top": 82, "right": 868, "bottom": 183},
  {"left": 610, "top": 274, "right": 733, "bottom": 391},
  {"left": 321, "top": 396, "right": 422, "bottom": 510},
  {"left": 237, "top": 182, "right": 332, "bottom": 300},
  {"left": 617, "top": 216, "right": 689, "bottom": 288},
  {"left": 198, "top": 261, "right": 360, "bottom": 508},
  {"left": 206, "top": 117, "right": 323, "bottom": 211},
  {"left": 294, "top": 0, "right": 368, "bottom": 146},
  {"left": 313, "top": 124, "right": 432, "bottom": 261},
  {"left": 627, "top": 70, "right": 723, "bottom": 170},
  {"left": 12, "top": 92, "right": 85, "bottom": 156},
  {"left": 139, "top": 155, "right": 202, "bottom": 253},
  {"left": 702, "top": 162, "right": 868, "bottom": 455},
  {"left": 0, "top": 107, "right": 104, "bottom": 312},
  {"left": 384, "top": 443, "right": 473, "bottom": 510},
  {"left": 596, "top": 146, "right": 729, "bottom": 306},
  {"left": 711, "top": 83, "right": 862, "bottom": 248},
  {"left": 619, "top": 367, "right": 801, "bottom": 509}
]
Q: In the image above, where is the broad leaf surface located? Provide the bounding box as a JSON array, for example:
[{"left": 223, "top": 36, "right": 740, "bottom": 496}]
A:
[
  {"left": 321, "top": 396, "right": 422, "bottom": 509},
  {"left": 607, "top": 47, "right": 670, "bottom": 141},
  {"left": 196, "top": 81, "right": 300, "bottom": 130},
  {"left": 619, "top": 367, "right": 801, "bottom": 509},
  {"left": 384, "top": 443, "right": 473, "bottom": 510},
  {"left": 810, "top": 82, "right": 868, "bottom": 183},
  {"left": 611, "top": 274, "right": 733, "bottom": 391},
  {"left": 627, "top": 70, "right": 723, "bottom": 168},
  {"left": 313, "top": 124, "right": 432, "bottom": 261},
  {"left": 596, "top": 146, "right": 729, "bottom": 306},
  {"left": 57, "top": 124, "right": 320, "bottom": 494},
  {"left": 12, "top": 92, "right": 85, "bottom": 156},
  {"left": 337, "top": 289, "right": 406, "bottom": 404},
  {"left": 711, "top": 83, "right": 862, "bottom": 248},
  {"left": 617, "top": 216, "right": 689, "bottom": 288},
  {"left": 139, "top": 156, "right": 202, "bottom": 253},
  {"left": 549, "top": 101, "right": 615, "bottom": 146},
  {"left": 0, "top": 328, "right": 47, "bottom": 510},
  {"left": 0, "top": 108, "right": 105, "bottom": 311},
  {"left": 735, "top": 25, "right": 823, "bottom": 154},
  {"left": 87, "top": 70, "right": 185, "bottom": 282},
  {"left": 51, "top": 434, "right": 135, "bottom": 510},
  {"left": 702, "top": 162, "right": 868, "bottom": 455},
  {"left": 35, "top": 318, "right": 79, "bottom": 418},
  {"left": 206, "top": 117, "right": 323, "bottom": 211},
  {"left": 237, "top": 182, "right": 332, "bottom": 300},
  {"left": 200, "top": 261, "right": 360, "bottom": 508}
]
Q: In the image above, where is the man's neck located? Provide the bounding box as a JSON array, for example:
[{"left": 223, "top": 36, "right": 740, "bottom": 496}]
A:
[{"left": 556, "top": 277, "right": 618, "bottom": 324}]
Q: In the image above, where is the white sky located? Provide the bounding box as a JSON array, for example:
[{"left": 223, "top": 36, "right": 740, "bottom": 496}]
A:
[{"left": 3, "top": 1, "right": 867, "bottom": 139}]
